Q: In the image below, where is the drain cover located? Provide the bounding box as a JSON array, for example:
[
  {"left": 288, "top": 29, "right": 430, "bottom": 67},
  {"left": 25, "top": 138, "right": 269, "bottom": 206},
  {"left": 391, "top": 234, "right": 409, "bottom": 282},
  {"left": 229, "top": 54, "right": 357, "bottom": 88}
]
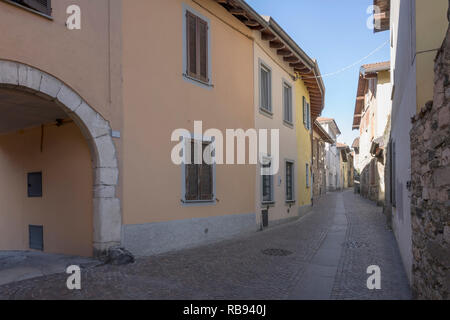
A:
[
  {"left": 262, "top": 248, "right": 293, "bottom": 256},
  {"left": 345, "top": 241, "right": 367, "bottom": 249}
]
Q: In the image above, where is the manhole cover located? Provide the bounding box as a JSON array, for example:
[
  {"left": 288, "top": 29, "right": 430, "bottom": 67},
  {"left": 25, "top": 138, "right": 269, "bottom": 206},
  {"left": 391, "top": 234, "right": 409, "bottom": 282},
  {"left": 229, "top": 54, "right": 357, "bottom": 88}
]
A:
[
  {"left": 345, "top": 241, "right": 367, "bottom": 249},
  {"left": 262, "top": 248, "right": 293, "bottom": 256}
]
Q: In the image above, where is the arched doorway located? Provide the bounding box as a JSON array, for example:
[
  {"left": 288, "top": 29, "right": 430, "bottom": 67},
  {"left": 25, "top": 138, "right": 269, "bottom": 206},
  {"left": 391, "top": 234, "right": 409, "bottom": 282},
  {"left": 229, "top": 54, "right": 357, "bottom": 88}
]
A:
[{"left": 0, "top": 60, "right": 121, "bottom": 257}]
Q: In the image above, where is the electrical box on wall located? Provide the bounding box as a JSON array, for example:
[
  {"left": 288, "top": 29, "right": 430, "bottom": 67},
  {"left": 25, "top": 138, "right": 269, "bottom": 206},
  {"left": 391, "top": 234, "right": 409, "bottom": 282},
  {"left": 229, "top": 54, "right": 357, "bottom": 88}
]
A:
[{"left": 27, "top": 172, "right": 42, "bottom": 197}]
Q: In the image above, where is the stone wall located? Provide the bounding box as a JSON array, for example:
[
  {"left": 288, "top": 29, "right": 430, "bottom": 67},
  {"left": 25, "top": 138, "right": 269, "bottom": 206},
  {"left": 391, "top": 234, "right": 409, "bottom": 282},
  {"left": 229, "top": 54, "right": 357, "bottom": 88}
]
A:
[{"left": 410, "top": 25, "right": 450, "bottom": 300}]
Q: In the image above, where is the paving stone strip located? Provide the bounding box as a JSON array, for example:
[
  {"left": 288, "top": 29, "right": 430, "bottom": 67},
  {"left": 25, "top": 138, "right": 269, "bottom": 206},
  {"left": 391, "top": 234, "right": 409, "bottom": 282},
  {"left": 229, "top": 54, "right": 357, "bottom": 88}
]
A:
[{"left": 0, "top": 191, "right": 411, "bottom": 300}]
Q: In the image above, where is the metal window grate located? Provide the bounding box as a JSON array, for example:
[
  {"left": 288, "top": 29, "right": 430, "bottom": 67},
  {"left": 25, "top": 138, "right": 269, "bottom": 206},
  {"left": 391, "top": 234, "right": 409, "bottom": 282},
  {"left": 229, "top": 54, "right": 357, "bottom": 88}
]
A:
[{"left": 29, "top": 225, "right": 44, "bottom": 251}]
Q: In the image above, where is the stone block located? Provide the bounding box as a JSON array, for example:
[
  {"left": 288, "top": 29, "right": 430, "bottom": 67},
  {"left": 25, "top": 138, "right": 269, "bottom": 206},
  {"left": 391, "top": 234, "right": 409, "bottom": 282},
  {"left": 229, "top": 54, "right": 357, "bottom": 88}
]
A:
[
  {"left": 93, "top": 198, "right": 122, "bottom": 244},
  {"left": 74, "top": 102, "right": 111, "bottom": 139},
  {"left": 39, "top": 74, "right": 63, "bottom": 98},
  {"left": 56, "top": 85, "right": 82, "bottom": 112},
  {"left": 94, "top": 135, "right": 118, "bottom": 168},
  {"left": 0, "top": 61, "right": 18, "bottom": 85},
  {"left": 18, "top": 65, "right": 42, "bottom": 91},
  {"left": 94, "top": 185, "right": 116, "bottom": 198},
  {"left": 94, "top": 167, "right": 119, "bottom": 186}
]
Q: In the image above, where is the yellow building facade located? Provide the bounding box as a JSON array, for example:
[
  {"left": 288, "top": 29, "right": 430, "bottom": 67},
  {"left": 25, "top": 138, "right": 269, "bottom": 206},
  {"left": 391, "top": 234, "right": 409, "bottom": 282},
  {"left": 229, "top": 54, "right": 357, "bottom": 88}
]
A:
[{"left": 295, "top": 79, "right": 313, "bottom": 214}]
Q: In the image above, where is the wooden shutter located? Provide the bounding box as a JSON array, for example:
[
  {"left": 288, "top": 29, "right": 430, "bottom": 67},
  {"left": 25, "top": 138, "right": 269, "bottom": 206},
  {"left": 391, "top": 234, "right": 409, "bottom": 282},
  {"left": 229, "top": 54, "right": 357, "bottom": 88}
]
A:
[
  {"left": 199, "top": 143, "right": 213, "bottom": 200},
  {"left": 307, "top": 103, "right": 311, "bottom": 130},
  {"left": 23, "top": 0, "right": 51, "bottom": 15},
  {"left": 185, "top": 141, "right": 199, "bottom": 201},
  {"left": 303, "top": 97, "right": 307, "bottom": 125},
  {"left": 198, "top": 18, "right": 208, "bottom": 82},
  {"left": 186, "top": 11, "right": 197, "bottom": 77}
]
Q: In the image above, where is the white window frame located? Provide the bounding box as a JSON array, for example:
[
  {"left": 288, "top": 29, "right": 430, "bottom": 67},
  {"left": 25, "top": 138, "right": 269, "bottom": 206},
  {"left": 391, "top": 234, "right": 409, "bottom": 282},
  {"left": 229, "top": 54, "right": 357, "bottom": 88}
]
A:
[
  {"left": 283, "top": 80, "right": 293, "bottom": 126},
  {"left": 180, "top": 134, "right": 217, "bottom": 206},
  {"left": 259, "top": 59, "right": 272, "bottom": 114}
]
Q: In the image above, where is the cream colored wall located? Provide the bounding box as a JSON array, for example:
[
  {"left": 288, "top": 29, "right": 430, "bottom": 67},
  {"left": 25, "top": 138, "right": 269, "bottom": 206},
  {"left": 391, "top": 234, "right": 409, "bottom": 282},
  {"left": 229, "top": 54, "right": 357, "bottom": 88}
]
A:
[
  {"left": 0, "top": 123, "right": 93, "bottom": 257},
  {"left": 295, "top": 80, "right": 312, "bottom": 207},
  {"left": 0, "top": 0, "right": 124, "bottom": 213},
  {"left": 415, "top": 0, "right": 448, "bottom": 113},
  {"left": 253, "top": 33, "right": 299, "bottom": 223},
  {"left": 122, "top": 0, "right": 255, "bottom": 225},
  {"left": 0, "top": 0, "right": 122, "bottom": 125}
]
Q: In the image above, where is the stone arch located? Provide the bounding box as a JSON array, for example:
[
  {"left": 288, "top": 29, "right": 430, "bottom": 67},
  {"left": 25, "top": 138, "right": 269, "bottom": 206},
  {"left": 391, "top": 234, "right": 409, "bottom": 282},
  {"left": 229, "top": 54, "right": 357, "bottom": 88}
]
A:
[{"left": 0, "top": 60, "right": 121, "bottom": 257}]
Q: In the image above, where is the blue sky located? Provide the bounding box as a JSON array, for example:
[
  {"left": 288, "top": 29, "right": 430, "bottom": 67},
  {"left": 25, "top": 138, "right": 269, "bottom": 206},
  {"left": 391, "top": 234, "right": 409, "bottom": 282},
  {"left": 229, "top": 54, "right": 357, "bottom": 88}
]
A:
[{"left": 246, "top": 0, "right": 390, "bottom": 146}]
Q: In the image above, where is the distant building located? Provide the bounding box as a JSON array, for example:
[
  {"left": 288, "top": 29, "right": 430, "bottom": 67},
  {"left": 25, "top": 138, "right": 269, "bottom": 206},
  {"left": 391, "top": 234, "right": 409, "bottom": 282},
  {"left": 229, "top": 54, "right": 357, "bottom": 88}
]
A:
[
  {"left": 352, "top": 61, "right": 391, "bottom": 205},
  {"left": 317, "top": 118, "right": 341, "bottom": 191},
  {"left": 337, "top": 143, "right": 353, "bottom": 190},
  {"left": 312, "top": 120, "right": 334, "bottom": 200}
]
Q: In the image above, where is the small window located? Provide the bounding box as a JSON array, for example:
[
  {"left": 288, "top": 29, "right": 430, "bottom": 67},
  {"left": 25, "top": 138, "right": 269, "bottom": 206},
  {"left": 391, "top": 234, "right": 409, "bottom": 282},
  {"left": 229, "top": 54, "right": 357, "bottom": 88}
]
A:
[
  {"left": 303, "top": 96, "right": 311, "bottom": 130},
  {"left": 27, "top": 172, "right": 42, "bottom": 197},
  {"left": 186, "top": 10, "right": 209, "bottom": 83},
  {"left": 283, "top": 82, "right": 293, "bottom": 124},
  {"left": 306, "top": 163, "right": 310, "bottom": 188},
  {"left": 184, "top": 139, "right": 214, "bottom": 202},
  {"left": 260, "top": 63, "right": 272, "bottom": 113},
  {"left": 262, "top": 160, "right": 274, "bottom": 204},
  {"left": 10, "top": 0, "right": 52, "bottom": 16},
  {"left": 285, "top": 161, "right": 294, "bottom": 202}
]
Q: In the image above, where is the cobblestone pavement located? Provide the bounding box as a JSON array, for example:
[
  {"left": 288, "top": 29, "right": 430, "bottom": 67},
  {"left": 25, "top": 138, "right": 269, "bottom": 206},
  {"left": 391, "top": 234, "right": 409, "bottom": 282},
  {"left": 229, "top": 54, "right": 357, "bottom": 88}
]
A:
[
  {"left": 331, "top": 190, "right": 411, "bottom": 299},
  {"left": 0, "top": 190, "right": 411, "bottom": 300}
]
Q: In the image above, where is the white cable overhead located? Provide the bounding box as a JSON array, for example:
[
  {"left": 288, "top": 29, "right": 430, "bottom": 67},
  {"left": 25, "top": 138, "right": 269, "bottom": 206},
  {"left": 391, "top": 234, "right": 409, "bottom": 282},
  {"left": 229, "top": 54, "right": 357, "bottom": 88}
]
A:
[{"left": 302, "top": 40, "right": 390, "bottom": 79}]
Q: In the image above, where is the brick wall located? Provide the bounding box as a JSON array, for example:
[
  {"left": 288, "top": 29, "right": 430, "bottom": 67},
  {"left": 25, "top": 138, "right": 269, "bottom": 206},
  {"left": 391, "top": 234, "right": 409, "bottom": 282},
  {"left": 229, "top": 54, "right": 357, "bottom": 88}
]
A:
[{"left": 410, "top": 25, "right": 450, "bottom": 300}]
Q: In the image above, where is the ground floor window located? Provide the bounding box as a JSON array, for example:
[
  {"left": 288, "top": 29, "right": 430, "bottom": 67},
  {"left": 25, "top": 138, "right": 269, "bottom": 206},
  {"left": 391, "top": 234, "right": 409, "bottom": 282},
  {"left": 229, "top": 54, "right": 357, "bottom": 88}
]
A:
[
  {"left": 306, "top": 163, "right": 310, "bottom": 188},
  {"left": 184, "top": 139, "right": 215, "bottom": 202},
  {"left": 262, "top": 158, "right": 274, "bottom": 204},
  {"left": 285, "top": 161, "right": 295, "bottom": 202}
]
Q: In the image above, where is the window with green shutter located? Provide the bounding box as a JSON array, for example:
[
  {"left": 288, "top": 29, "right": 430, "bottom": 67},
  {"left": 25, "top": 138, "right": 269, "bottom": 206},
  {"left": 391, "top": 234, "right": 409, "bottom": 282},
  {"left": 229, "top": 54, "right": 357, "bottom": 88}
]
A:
[{"left": 286, "top": 161, "right": 294, "bottom": 202}]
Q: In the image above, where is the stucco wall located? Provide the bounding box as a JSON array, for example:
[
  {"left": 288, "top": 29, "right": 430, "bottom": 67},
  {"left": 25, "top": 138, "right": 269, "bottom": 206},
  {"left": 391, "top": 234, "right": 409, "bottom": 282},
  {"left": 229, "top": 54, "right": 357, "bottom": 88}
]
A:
[
  {"left": 390, "top": 0, "right": 415, "bottom": 283},
  {"left": 295, "top": 80, "right": 312, "bottom": 209},
  {"left": 0, "top": 123, "right": 93, "bottom": 257},
  {"left": 0, "top": 0, "right": 122, "bottom": 126},
  {"left": 415, "top": 0, "right": 448, "bottom": 113},
  {"left": 122, "top": 0, "right": 255, "bottom": 227},
  {"left": 253, "top": 32, "right": 299, "bottom": 224}
]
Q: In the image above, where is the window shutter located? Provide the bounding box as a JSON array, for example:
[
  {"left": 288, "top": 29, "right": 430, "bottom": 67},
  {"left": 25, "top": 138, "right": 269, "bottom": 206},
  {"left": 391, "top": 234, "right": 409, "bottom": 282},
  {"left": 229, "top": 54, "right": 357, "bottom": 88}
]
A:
[
  {"left": 185, "top": 141, "right": 199, "bottom": 201},
  {"left": 199, "top": 162, "right": 213, "bottom": 200},
  {"left": 307, "top": 103, "right": 311, "bottom": 130},
  {"left": 186, "top": 12, "right": 197, "bottom": 77},
  {"left": 303, "top": 97, "right": 307, "bottom": 126},
  {"left": 23, "top": 0, "right": 51, "bottom": 15},
  {"left": 198, "top": 18, "right": 208, "bottom": 82},
  {"left": 199, "top": 142, "right": 213, "bottom": 200}
]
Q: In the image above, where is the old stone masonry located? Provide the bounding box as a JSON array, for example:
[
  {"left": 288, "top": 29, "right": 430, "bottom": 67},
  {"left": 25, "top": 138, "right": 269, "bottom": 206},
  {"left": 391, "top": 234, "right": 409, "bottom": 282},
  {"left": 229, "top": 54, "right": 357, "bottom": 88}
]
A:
[{"left": 410, "top": 25, "right": 450, "bottom": 300}]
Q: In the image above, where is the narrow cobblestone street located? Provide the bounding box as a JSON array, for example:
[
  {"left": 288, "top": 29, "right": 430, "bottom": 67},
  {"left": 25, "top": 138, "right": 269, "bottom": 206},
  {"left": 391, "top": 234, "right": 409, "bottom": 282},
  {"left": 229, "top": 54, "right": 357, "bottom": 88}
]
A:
[{"left": 0, "top": 190, "right": 411, "bottom": 300}]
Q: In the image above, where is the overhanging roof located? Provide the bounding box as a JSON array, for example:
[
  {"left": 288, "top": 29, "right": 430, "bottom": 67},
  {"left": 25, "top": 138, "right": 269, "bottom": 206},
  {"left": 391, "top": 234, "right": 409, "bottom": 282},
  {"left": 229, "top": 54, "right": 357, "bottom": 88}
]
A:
[
  {"left": 214, "top": 0, "right": 325, "bottom": 118},
  {"left": 352, "top": 61, "right": 390, "bottom": 130},
  {"left": 373, "top": 0, "right": 390, "bottom": 33},
  {"left": 313, "top": 120, "right": 334, "bottom": 144},
  {"left": 317, "top": 117, "right": 341, "bottom": 136}
]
